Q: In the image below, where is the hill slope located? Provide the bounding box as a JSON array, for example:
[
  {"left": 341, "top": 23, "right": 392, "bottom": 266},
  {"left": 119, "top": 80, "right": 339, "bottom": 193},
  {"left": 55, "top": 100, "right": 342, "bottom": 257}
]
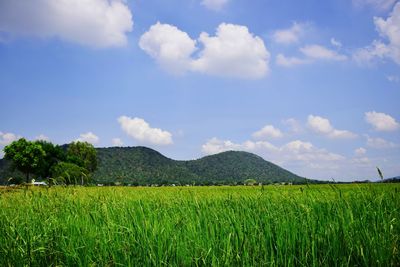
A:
[{"left": 0, "top": 146, "right": 308, "bottom": 185}]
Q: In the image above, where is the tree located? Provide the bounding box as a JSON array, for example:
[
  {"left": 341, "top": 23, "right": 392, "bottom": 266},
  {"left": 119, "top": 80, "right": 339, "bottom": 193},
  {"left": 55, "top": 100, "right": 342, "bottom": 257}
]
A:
[
  {"left": 67, "top": 141, "right": 97, "bottom": 172},
  {"left": 4, "top": 138, "right": 46, "bottom": 183},
  {"left": 50, "top": 162, "right": 89, "bottom": 185},
  {"left": 35, "top": 140, "right": 66, "bottom": 179}
]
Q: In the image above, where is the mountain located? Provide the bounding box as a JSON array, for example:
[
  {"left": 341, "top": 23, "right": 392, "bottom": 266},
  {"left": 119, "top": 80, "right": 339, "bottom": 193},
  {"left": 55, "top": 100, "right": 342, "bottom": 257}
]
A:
[
  {"left": 0, "top": 146, "right": 309, "bottom": 185},
  {"left": 379, "top": 176, "right": 400, "bottom": 183},
  {"left": 79, "top": 147, "right": 309, "bottom": 185}
]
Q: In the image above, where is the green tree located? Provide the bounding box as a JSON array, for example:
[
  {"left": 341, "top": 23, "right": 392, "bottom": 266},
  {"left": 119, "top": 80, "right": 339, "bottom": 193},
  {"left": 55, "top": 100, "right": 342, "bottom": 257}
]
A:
[
  {"left": 35, "top": 140, "right": 66, "bottom": 179},
  {"left": 50, "top": 162, "right": 89, "bottom": 185},
  {"left": 67, "top": 141, "right": 97, "bottom": 172},
  {"left": 3, "top": 138, "right": 46, "bottom": 183}
]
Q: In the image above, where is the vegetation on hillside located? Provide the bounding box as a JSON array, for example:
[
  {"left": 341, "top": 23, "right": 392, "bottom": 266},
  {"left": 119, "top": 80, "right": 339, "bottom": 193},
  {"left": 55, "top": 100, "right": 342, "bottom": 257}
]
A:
[{"left": 92, "top": 147, "right": 308, "bottom": 185}]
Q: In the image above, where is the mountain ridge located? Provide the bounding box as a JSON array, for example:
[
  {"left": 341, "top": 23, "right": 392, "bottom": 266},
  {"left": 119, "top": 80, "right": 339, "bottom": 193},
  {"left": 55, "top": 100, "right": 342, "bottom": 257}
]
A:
[{"left": 0, "top": 146, "right": 309, "bottom": 185}]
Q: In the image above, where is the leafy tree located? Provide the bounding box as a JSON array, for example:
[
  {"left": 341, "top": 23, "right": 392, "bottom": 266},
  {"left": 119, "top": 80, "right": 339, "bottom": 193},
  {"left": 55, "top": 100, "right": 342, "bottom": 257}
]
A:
[
  {"left": 3, "top": 138, "right": 46, "bottom": 183},
  {"left": 67, "top": 141, "right": 97, "bottom": 172},
  {"left": 35, "top": 140, "right": 66, "bottom": 179},
  {"left": 50, "top": 162, "right": 89, "bottom": 185}
]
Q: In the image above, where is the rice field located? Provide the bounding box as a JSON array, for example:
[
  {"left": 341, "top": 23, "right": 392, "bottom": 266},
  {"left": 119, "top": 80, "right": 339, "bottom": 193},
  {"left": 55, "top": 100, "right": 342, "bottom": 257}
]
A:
[{"left": 0, "top": 184, "right": 399, "bottom": 266}]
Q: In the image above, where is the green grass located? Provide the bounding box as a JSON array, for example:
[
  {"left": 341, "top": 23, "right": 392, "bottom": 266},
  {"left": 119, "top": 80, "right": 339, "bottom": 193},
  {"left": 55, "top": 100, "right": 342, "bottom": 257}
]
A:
[{"left": 0, "top": 184, "right": 399, "bottom": 266}]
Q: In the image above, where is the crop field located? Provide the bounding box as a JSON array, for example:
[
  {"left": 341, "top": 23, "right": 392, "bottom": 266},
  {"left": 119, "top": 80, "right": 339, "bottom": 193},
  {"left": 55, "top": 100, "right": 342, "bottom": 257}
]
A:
[{"left": 0, "top": 184, "right": 399, "bottom": 266}]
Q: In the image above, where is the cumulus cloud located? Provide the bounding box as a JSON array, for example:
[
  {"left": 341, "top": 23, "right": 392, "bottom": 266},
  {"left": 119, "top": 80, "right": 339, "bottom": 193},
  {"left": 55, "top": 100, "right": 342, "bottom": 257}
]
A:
[
  {"left": 139, "top": 22, "right": 197, "bottom": 74},
  {"left": 281, "top": 140, "right": 345, "bottom": 162},
  {"left": 300, "top": 45, "right": 347, "bottom": 61},
  {"left": 353, "top": 40, "right": 391, "bottom": 65},
  {"left": 276, "top": 53, "right": 310, "bottom": 67},
  {"left": 307, "top": 115, "right": 357, "bottom": 139},
  {"left": 252, "top": 125, "right": 283, "bottom": 139},
  {"left": 201, "top": 0, "right": 229, "bottom": 11},
  {"left": 0, "top": 0, "right": 133, "bottom": 48},
  {"left": 354, "top": 3, "right": 400, "bottom": 65},
  {"left": 272, "top": 22, "right": 306, "bottom": 45},
  {"left": 365, "top": 111, "right": 399, "bottom": 131},
  {"left": 201, "top": 138, "right": 345, "bottom": 168},
  {"left": 112, "top": 138, "right": 123, "bottom": 146},
  {"left": 282, "top": 118, "right": 303, "bottom": 133},
  {"left": 76, "top": 132, "right": 100, "bottom": 144},
  {"left": 192, "top": 23, "right": 270, "bottom": 78},
  {"left": 139, "top": 22, "right": 270, "bottom": 79},
  {"left": 0, "top": 131, "right": 19, "bottom": 146},
  {"left": 0, "top": 131, "right": 20, "bottom": 158},
  {"left": 118, "top": 116, "right": 173, "bottom": 145},
  {"left": 366, "top": 136, "right": 398, "bottom": 148}
]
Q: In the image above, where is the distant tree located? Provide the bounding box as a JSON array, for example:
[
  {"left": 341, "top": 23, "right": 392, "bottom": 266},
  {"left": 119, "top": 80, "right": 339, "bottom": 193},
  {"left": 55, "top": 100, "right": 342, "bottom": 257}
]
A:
[
  {"left": 3, "top": 138, "right": 46, "bottom": 183},
  {"left": 50, "top": 162, "right": 89, "bottom": 185},
  {"left": 35, "top": 140, "right": 66, "bottom": 179},
  {"left": 67, "top": 141, "right": 97, "bottom": 172}
]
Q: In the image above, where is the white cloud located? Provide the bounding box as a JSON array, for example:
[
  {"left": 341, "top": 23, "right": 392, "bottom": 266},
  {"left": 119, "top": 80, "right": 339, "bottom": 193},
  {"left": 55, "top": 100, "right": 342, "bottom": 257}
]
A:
[
  {"left": 138, "top": 22, "right": 197, "bottom": 74},
  {"left": 0, "top": 0, "right": 133, "bottom": 48},
  {"left": 354, "top": 147, "right": 367, "bottom": 156},
  {"left": 300, "top": 45, "right": 348, "bottom": 61},
  {"left": 118, "top": 116, "right": 173, "bottom": 145},
  {"left": 201, "top": 138, "right": 345, "bottom": 169},
  {"left": 276, "top": 53, "right": 310, "bottom": 67},
  {"left": 35, "top": 134, "right": 50, "bottom": 141},
  {"left": 192, "top": 23, "right": 270, "bottom": 79},
  {"left": 353, "top": 40, "right": 391, "bottom": 65},
  {"left": 354, "top": 3, "right": 400, "bottom": 65},
  {"left": 387, "top": 75, "right": 399, "bottom": 82},
  {"left": 366, "top": 136, "right": 398, "bottom": 148},
  {"left": 0, "top": 131, "right": 20, "bottom": 158},
  {"left": 252, "top": 125, "right": 283, "bottom": 139},
  {"left": 202, "top": 137, "right": 249, "bottom": 154},
  {"left": 365, "top": 111, "right": 399, "bottom": 131},
  {"left": 201, "top": 0, "right": 229, "bottom": 11},
  {"left": 307, "top": 115, "right": 357, "bottom": 139},
  {"left": 281, "top": 140, "right": 345, "bottom": 162},
  {"left": 201, "top": 137, "right": 278, "bottom": 155},
  {"left": 282, "top": 118, "right": 303, "bottom": 133},
  {"left": 112, "top": 138, "right": 123, "bottom": 146},
  {"left": 353, "top": 0, "right": 397, "bottom": 11},
  {"left": 140, "top": 22, "right": 270, "bottom": 79},
  {"left": 272, "top": 22, "right": 306, "bottom": 45},
  {"left": 0, "top": 131, "right": 19, "bottom": 146},
  {"left": 330, "top": 38, "right": 342, "bottom": 48},
  {"left": 76, "top": 132, "right": 100, "bottom": 144}
]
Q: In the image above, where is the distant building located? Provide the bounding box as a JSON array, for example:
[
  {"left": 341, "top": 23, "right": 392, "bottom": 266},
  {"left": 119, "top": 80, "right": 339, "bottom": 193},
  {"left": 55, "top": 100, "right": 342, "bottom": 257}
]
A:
[{"left": 32, "top": 181, "right": 47, "bottom": 186}]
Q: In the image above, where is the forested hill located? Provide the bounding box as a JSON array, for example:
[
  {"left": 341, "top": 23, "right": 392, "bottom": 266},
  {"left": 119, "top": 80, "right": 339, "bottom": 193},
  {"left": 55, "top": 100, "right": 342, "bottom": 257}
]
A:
[
  {"left": 0, "top": 146, "right": 310, "bottom": 185},
  {"left": 93, "top": 147, "right": 308, "bottom": 185}
]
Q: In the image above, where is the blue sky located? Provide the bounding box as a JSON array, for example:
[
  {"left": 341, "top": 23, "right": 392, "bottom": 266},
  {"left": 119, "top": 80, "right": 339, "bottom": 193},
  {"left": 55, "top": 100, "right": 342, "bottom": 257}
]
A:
[{"left": 1, "top": 0, "right": 399, "bottom": 181}]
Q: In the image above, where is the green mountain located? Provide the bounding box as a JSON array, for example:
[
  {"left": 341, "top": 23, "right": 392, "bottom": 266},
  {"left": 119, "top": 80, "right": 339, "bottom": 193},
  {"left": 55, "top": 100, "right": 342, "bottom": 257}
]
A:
[
  {"left": 81, "top": 147, "right": 308, "bottom": 185},
  {"left": 0, "top": 146, "right": 309, "bottom": 185}
]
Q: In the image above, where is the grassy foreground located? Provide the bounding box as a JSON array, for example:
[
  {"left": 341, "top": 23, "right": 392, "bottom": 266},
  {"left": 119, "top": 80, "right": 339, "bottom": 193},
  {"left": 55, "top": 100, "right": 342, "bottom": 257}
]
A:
[{"left": 0, "top": 184, "right": 399, "bottom": 266}]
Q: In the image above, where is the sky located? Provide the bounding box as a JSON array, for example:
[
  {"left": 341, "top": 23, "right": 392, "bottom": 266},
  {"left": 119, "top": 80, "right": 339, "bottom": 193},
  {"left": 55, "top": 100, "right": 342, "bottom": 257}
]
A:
[{"left": 0, "top": 0, "right": 399, "bottom": 181}]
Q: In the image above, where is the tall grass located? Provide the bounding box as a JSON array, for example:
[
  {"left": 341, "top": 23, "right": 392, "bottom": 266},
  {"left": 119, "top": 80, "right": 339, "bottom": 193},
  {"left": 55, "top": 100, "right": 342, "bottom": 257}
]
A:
[{"left": 0, "top": 184, "right": 399, "bottom": 266}]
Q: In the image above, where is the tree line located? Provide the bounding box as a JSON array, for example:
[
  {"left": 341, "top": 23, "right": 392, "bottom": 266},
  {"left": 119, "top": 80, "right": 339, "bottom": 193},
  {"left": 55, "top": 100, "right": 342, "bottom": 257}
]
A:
[{"left": 3, "top": 138, "right": 97, "bottom": 185}]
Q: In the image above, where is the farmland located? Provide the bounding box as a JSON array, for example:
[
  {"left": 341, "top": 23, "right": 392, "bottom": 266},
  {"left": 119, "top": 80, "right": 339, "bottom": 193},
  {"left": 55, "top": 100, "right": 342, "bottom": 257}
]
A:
[{"left": 0, "top": 184, "right": 399, "bottom": 266}]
